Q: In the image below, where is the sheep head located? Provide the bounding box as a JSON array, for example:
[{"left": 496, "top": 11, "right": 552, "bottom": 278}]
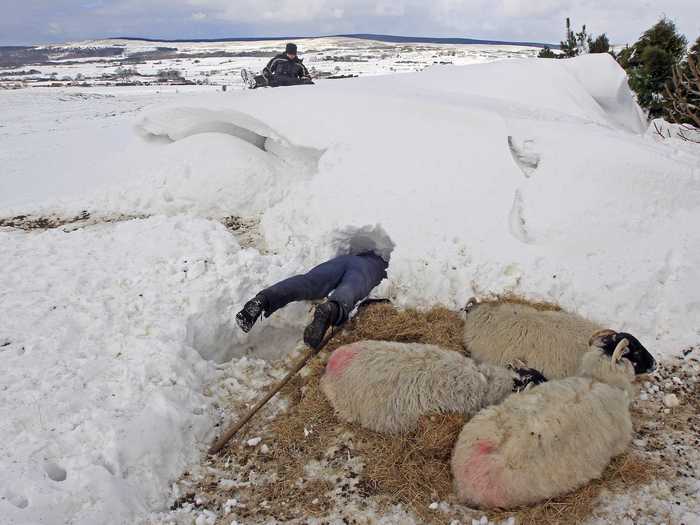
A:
[{"left": 589, "top": 329, "right": 656, "bottom": 375}]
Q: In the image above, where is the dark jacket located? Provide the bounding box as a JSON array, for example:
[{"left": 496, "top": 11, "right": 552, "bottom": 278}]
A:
[{"left": 263, "top": 53, "right": 310, "bottom": 80}]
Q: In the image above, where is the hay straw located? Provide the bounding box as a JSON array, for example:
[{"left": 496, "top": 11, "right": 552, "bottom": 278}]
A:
[{"left": 209, "top": 302, "right": 665, "bottom": 524}]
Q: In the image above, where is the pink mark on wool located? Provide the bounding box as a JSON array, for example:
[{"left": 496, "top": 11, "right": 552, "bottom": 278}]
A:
[
  {"left": 476, "top": 441, "right": 496, "bottom": 455},
  {"left": 456, "top": 440, "right": 507, "bottom": 508},
  {"left": 326, "top": 344, "right": 362, "bottom": 378}
]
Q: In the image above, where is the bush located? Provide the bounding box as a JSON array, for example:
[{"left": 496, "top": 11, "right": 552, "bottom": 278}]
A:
[
  {"left": 619, "top": 17, "right": 687, "bottom": 118},
  {"left": 560, "top": 18, "right": 587, "bottom": 58},
  {"left": 538, "top": 46, "right": 557, "bottom": 59},
  {"left": 543, "top": 18, "right": 609, "bottom": 59},
  {"left": 157, "top": 69, "right": 183, "bottom": 81},
  {"left": 115, "top": 67, "right": 138, "bottom": 79},
  {"left": 663, "top": 36, "right": 700, "bottom": 127},
  {"left": 589, "top": 34, "right": 611, "bottom": 54}
]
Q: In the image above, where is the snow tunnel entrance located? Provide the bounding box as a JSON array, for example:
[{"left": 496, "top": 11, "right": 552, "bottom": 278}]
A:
[{"left": 328, "top": 224, "right": 395, "bottom": 262}]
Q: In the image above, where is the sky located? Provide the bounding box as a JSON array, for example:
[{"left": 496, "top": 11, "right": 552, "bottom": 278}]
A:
[{"left": 1, "top": 0, "right": 698, "bottom": 47}]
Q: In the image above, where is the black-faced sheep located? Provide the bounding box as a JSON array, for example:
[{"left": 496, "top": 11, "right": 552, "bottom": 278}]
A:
[
  {"left": 320, "top": 340, "right": 544, "bottom": 434},
  {"left": 451, "top": 330, "right": 650, "bottom": 509},
  {"left": 463, "top": 301, "right": 656, "bottom": 379}
]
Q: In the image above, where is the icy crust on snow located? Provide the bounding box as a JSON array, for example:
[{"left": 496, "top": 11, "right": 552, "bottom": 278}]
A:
[{"left": 0, "top": 216, "right": 308, "bottom": 523}]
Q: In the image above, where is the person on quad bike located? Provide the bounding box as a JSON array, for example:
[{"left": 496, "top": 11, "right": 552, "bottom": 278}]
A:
[{"left": 241, "top": 43, "right": 314, "bottom": 88}]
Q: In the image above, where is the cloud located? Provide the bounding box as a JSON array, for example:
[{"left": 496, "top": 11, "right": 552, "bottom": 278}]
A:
[
  {"left": 375, "top": 2, "right": 406, "bottom": 17},
  {"left": 48, "top": 22, "right": 64, "bottom": 35},
  {"left": 0, "top": 0, "right": 697, "bottom": 46},
  {"left": 500, "top": 0, "right": 570, "bottom": 18}
]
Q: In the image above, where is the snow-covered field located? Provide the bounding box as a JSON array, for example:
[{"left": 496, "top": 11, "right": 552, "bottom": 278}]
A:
[
  {"left": 1, "top": 37, "right": 699, "bottom": 524},
  {"left": 0, "top": 36, "right": 539, "bottom": 89}
]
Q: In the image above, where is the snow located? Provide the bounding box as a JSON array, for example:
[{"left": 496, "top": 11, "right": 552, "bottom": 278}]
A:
[
  {"left": 65, "top": 52, "right": 695, "bottom": 354},
  {"left": 2, "top": 36, "right": 540, "bottom": 90},
  {"left": 245, "top": 437, "right": 262, "bottom": 447},
  {"left": 1, "top": 42, "right": 699, "bottom": 524},
  {"left": 0, "top": 217, "right": 221, "bottom": 523}
]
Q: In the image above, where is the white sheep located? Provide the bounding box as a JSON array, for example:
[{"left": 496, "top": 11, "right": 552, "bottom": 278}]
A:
[
  {"left": 451, "top": 332, "right": 642, "bottom": 509},
  {"left": 320, "top": 340, "right": 542, "bottom": 434},
  {"left": 463, "top": 301, "right": 656, "bottom": 379}
]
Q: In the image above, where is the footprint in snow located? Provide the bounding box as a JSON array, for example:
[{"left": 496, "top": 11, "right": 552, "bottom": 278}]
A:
[
  {"left": 508, "top": 189, "right": 534, "bottom": 244},
  {"left": 3, "top": 489, "right": 29, "bottom": 509},
  {"left": 43, "top": 461, "right": 67, "bottom": 482},
  {"left": 508, "top": 136, "right": 541, "bottom": 178},
  {"left": 1, "top": 341, "right": 27, "bottom": 356}
]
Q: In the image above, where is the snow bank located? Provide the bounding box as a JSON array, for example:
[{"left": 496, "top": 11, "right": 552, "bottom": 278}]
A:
[
  {"left": 0, "top": 216, "right": 307, "bottom": 523},
  {"left": 6, "top": 55, "right": 700, "bottom": 355},
  {"left": 136, "top": 54, "right": 694, "bottom": 354},
  {"left": 83, "top": 131, "right": 320, "bottom": 218},
  {"left": 559, "top": 53, "right": 647, "bottom": 134}
]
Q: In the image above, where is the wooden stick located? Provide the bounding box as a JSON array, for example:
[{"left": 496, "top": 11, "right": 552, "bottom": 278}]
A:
[{"left": 208, "top": 328, "right": 338, "bottom": 455}]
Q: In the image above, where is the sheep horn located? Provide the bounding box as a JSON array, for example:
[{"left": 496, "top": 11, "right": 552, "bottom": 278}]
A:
[
  {"left": 589, "top": 329, "right": 616, "bottom": 347},
  {"left": 611, "top": 338, "right": 630, "bottom": 364}
]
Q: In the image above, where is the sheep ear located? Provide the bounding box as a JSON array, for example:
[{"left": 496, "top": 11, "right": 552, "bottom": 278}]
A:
[
  {"left": 464, "top": 297, "right": 479, "bottom": 314},
  {"left": 611, "top": 339, "right": 630, "bottom": 363},
  {"left": 512, "top": 358, "right": 527, "bottom": 369}
]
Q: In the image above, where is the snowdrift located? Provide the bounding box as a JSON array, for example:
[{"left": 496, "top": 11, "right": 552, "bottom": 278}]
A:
[
  {"left": 106, "top": 53, "right": 695, "bottom": 353},
  {"left": 1, "top": 54, "right": 699, "bottom": 524}
]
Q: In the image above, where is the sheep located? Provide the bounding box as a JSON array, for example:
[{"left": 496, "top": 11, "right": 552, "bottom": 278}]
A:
[
  {"left": 463, "top": 300, "right": 656, "bottom": 379},
  {"left": 320, "top": 340, "right": 545, "bottom": 434},
  {"left": 451, "top": 330, "right": 649, "bottom": 509}
]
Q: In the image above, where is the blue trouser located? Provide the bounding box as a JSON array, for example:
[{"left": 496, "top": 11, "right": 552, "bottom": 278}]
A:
[{"left": 260, "top": 253, "right": 388, "bottom": 324}]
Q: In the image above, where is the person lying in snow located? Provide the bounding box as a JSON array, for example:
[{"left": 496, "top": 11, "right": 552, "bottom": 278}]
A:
[
  {"left": 240, "top": 43, "right": 314, "bottom": 89},
  {"left": 236, "top": 252, "right": 388, "bottom": 348}
]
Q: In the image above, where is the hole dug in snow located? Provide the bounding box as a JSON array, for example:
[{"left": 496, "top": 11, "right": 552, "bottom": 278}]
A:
[
  {"left": 187, "top": 226, "right": 395, "bottom": 364},
  {"left": 327, "top": 224, "right": 395, "bottom": 261},
  {"left": 186, "top": 302, "right": 240, "bottom": 364},
  {"left": 186, "top": 294, "right": 306, "bottom": 363},
  {"left": 43, "top": 461, "right": 67, "bottom": 482}
]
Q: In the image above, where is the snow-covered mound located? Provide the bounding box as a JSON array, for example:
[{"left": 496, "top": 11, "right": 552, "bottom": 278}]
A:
[
  {"left": 0, "top": 218, "right": 222, "bottom": 523},
  {"left": 0, "top": 215, "right": 310, "bottom": 523},
  {"left": 71, "top": 52, "right": 693, "bottom": 353},
  {"left": 1, "top": 53, "right": 699, "bottom": 524}
]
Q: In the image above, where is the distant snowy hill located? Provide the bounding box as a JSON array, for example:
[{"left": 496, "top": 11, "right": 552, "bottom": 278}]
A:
[{"left": 109, "top": 33, "right": 554, "bottom": 48}]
